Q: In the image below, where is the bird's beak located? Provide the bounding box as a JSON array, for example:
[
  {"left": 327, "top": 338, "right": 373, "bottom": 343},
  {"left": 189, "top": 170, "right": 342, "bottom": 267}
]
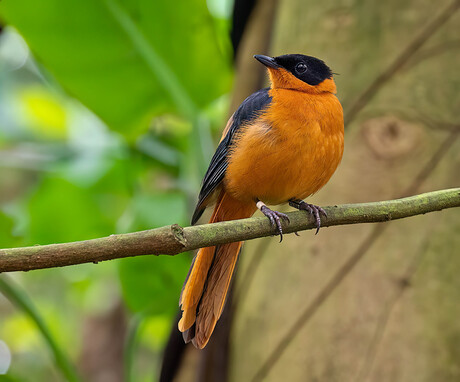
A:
[{"left": 254, "top": 55, "right": 280, "bottom": 69}]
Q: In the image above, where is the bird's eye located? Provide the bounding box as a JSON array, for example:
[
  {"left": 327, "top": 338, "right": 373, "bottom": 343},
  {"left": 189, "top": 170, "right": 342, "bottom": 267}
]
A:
[{"left": 295, "top": 62, "right": 307, "bottom": 74}]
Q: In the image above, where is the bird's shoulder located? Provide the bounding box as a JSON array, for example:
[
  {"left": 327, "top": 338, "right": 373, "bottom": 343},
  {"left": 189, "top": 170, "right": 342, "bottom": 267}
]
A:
[
  {"left": 191, "top": 88, "right": 272, "bottom": 224},
  {"left": 230, "top": 87, "right": 272, "bottom": 132}
]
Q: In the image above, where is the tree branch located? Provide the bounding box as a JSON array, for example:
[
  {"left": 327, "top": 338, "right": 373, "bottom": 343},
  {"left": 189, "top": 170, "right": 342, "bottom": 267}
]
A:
[{"left": 0, "top": 188, "right": 459, "bottom": 273}]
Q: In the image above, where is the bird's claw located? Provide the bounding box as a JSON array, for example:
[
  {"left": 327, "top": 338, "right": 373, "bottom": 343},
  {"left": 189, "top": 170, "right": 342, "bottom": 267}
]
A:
[
  {"left": 260, "top": 205, "right": 290, "bottom": 242},
  {"left": 289, "top": 200, "right": 327, "bottom": 234}
]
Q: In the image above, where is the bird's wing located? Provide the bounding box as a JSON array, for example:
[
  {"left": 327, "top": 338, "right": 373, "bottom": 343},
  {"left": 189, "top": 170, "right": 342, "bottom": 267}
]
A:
[{"left": 191, "top": 88, "right": 272, "bottom": 224}]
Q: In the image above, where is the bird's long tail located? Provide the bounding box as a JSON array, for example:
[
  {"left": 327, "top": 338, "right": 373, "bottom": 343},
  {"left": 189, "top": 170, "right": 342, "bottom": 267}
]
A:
[{"left": 178, "top": 191, "right": 256, "bottom": 349}]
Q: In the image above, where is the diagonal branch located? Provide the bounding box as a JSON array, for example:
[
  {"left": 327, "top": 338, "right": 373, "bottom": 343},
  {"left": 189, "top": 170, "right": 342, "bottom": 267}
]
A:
[{"left": 0, "top": 188, "right": 459, "bottom": 273}]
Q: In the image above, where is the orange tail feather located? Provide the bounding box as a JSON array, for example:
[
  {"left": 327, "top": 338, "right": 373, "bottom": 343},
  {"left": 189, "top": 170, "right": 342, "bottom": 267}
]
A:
[{"left": 178, "top": 191, "right": 256, "bottom": 348}]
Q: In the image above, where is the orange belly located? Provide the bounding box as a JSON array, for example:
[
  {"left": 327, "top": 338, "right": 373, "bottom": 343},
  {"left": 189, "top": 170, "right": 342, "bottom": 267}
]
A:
[{"left": 224, "top": 89, "right": 344, "bottom": 205}]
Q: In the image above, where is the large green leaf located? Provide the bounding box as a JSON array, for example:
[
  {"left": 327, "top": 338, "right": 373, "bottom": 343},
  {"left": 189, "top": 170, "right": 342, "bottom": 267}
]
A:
[
  {"left": 28, "top": 177, "right": 115, "bottom": 244},
  {"left": 118, "top": 191, "right": 190, "bottom": 315},
  {"left": 0, "top": 0, "right": 231, "bottom": 135},
  {"left": 119, "top": 255, "right": 189, "bottom": 316},
  {"left": 0, "top": 213, "right": 16, "bottom": 248}
]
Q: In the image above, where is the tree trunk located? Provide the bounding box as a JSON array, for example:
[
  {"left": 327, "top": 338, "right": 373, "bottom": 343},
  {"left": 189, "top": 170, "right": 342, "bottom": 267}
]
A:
[{"left": 231, "top": 0, "right": 460, "bottom": 381}]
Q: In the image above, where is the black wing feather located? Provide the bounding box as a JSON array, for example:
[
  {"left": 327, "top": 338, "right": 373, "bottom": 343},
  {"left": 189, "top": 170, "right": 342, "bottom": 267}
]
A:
[{"left": 191, "top": 88, "right": 272, "bottom": 224}]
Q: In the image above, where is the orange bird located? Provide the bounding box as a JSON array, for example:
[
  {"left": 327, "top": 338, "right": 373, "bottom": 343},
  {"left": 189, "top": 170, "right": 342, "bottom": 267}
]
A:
[{"left": 178, "top": 54, "right": 344, "bottom": 348}]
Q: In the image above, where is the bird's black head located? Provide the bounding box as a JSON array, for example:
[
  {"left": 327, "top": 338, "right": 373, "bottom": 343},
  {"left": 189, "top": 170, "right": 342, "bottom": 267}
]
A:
[{"left": 254, "top": 54, "right": 333, "bottom": 86}]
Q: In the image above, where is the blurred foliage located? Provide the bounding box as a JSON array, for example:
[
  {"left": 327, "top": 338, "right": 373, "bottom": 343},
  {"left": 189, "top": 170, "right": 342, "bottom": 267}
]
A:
[
  {"left": 0, "top": 0, "right": 232, "bottom": 135},
  {"left": 0, "top": 0, "right": 234, "bottom": 380}
]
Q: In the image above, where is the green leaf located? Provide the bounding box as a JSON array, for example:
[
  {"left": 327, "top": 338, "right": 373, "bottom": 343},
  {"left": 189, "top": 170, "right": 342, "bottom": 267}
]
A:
[
  {"left": 28, "top": 177, "right": 114, "bottom": 244},
  {"left": 119, "top": 254, "right": 189, "bottom": 316},
  {"left": 0, "top": 212, "right": 16, "bottom": 248},
  {"left": 0, "top": 373, "right": 26, "bottom": 382},
  {"left": 132, "top": 191, "right": 188, "bottom": 229},
  {"left": 118, "top": 191, "right": 190, "bottom": 315},
  {"left": 0, "top": 0, "right": 232, "bottom": 135}
]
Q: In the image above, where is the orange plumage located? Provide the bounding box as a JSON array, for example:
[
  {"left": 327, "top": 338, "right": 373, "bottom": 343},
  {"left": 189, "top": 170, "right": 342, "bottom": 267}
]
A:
[{"left": 179, "top": 54, "right": 344, "bottom": 348}]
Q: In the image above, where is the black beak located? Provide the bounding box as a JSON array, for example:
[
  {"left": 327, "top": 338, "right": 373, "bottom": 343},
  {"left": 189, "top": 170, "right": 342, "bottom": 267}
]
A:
[{"left": 254, "top": 55, "right": 280, "bottom": 69}]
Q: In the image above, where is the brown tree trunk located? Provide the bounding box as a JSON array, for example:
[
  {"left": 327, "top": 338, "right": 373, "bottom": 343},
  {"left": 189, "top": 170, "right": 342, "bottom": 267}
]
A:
[{"left": 231, "top": 0, "right": 460, "bottom": 381}]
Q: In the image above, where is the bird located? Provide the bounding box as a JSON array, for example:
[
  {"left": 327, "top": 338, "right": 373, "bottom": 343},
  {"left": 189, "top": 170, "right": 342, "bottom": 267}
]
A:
[{"left": 178, "top": 54, "right": 344, "bottom": 349}]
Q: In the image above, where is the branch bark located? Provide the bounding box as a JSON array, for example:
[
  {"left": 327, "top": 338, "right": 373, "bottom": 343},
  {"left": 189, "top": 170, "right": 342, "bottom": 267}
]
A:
[{"left": 0, "top": 188, "right": 459, "bottom": 273}]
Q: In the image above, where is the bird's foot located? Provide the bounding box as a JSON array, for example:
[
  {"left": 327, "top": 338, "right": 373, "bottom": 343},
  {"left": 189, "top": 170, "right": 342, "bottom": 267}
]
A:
[
  {"left": 289, "top": 199, "right": 327, "bottom": 234},
  {"left": 256, "top": 201, "right": 290, "bottom": 242}
]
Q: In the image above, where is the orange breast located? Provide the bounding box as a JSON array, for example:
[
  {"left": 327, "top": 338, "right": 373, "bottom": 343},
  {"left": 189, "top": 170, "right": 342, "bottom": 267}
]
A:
[{"left": 224, "top": 88, "right": 344, "bottom": 205}]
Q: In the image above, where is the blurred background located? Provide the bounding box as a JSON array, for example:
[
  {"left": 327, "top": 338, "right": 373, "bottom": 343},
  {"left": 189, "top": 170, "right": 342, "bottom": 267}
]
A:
[{"left": 0, "top": 0, "right": 459, "bottom": 381}]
